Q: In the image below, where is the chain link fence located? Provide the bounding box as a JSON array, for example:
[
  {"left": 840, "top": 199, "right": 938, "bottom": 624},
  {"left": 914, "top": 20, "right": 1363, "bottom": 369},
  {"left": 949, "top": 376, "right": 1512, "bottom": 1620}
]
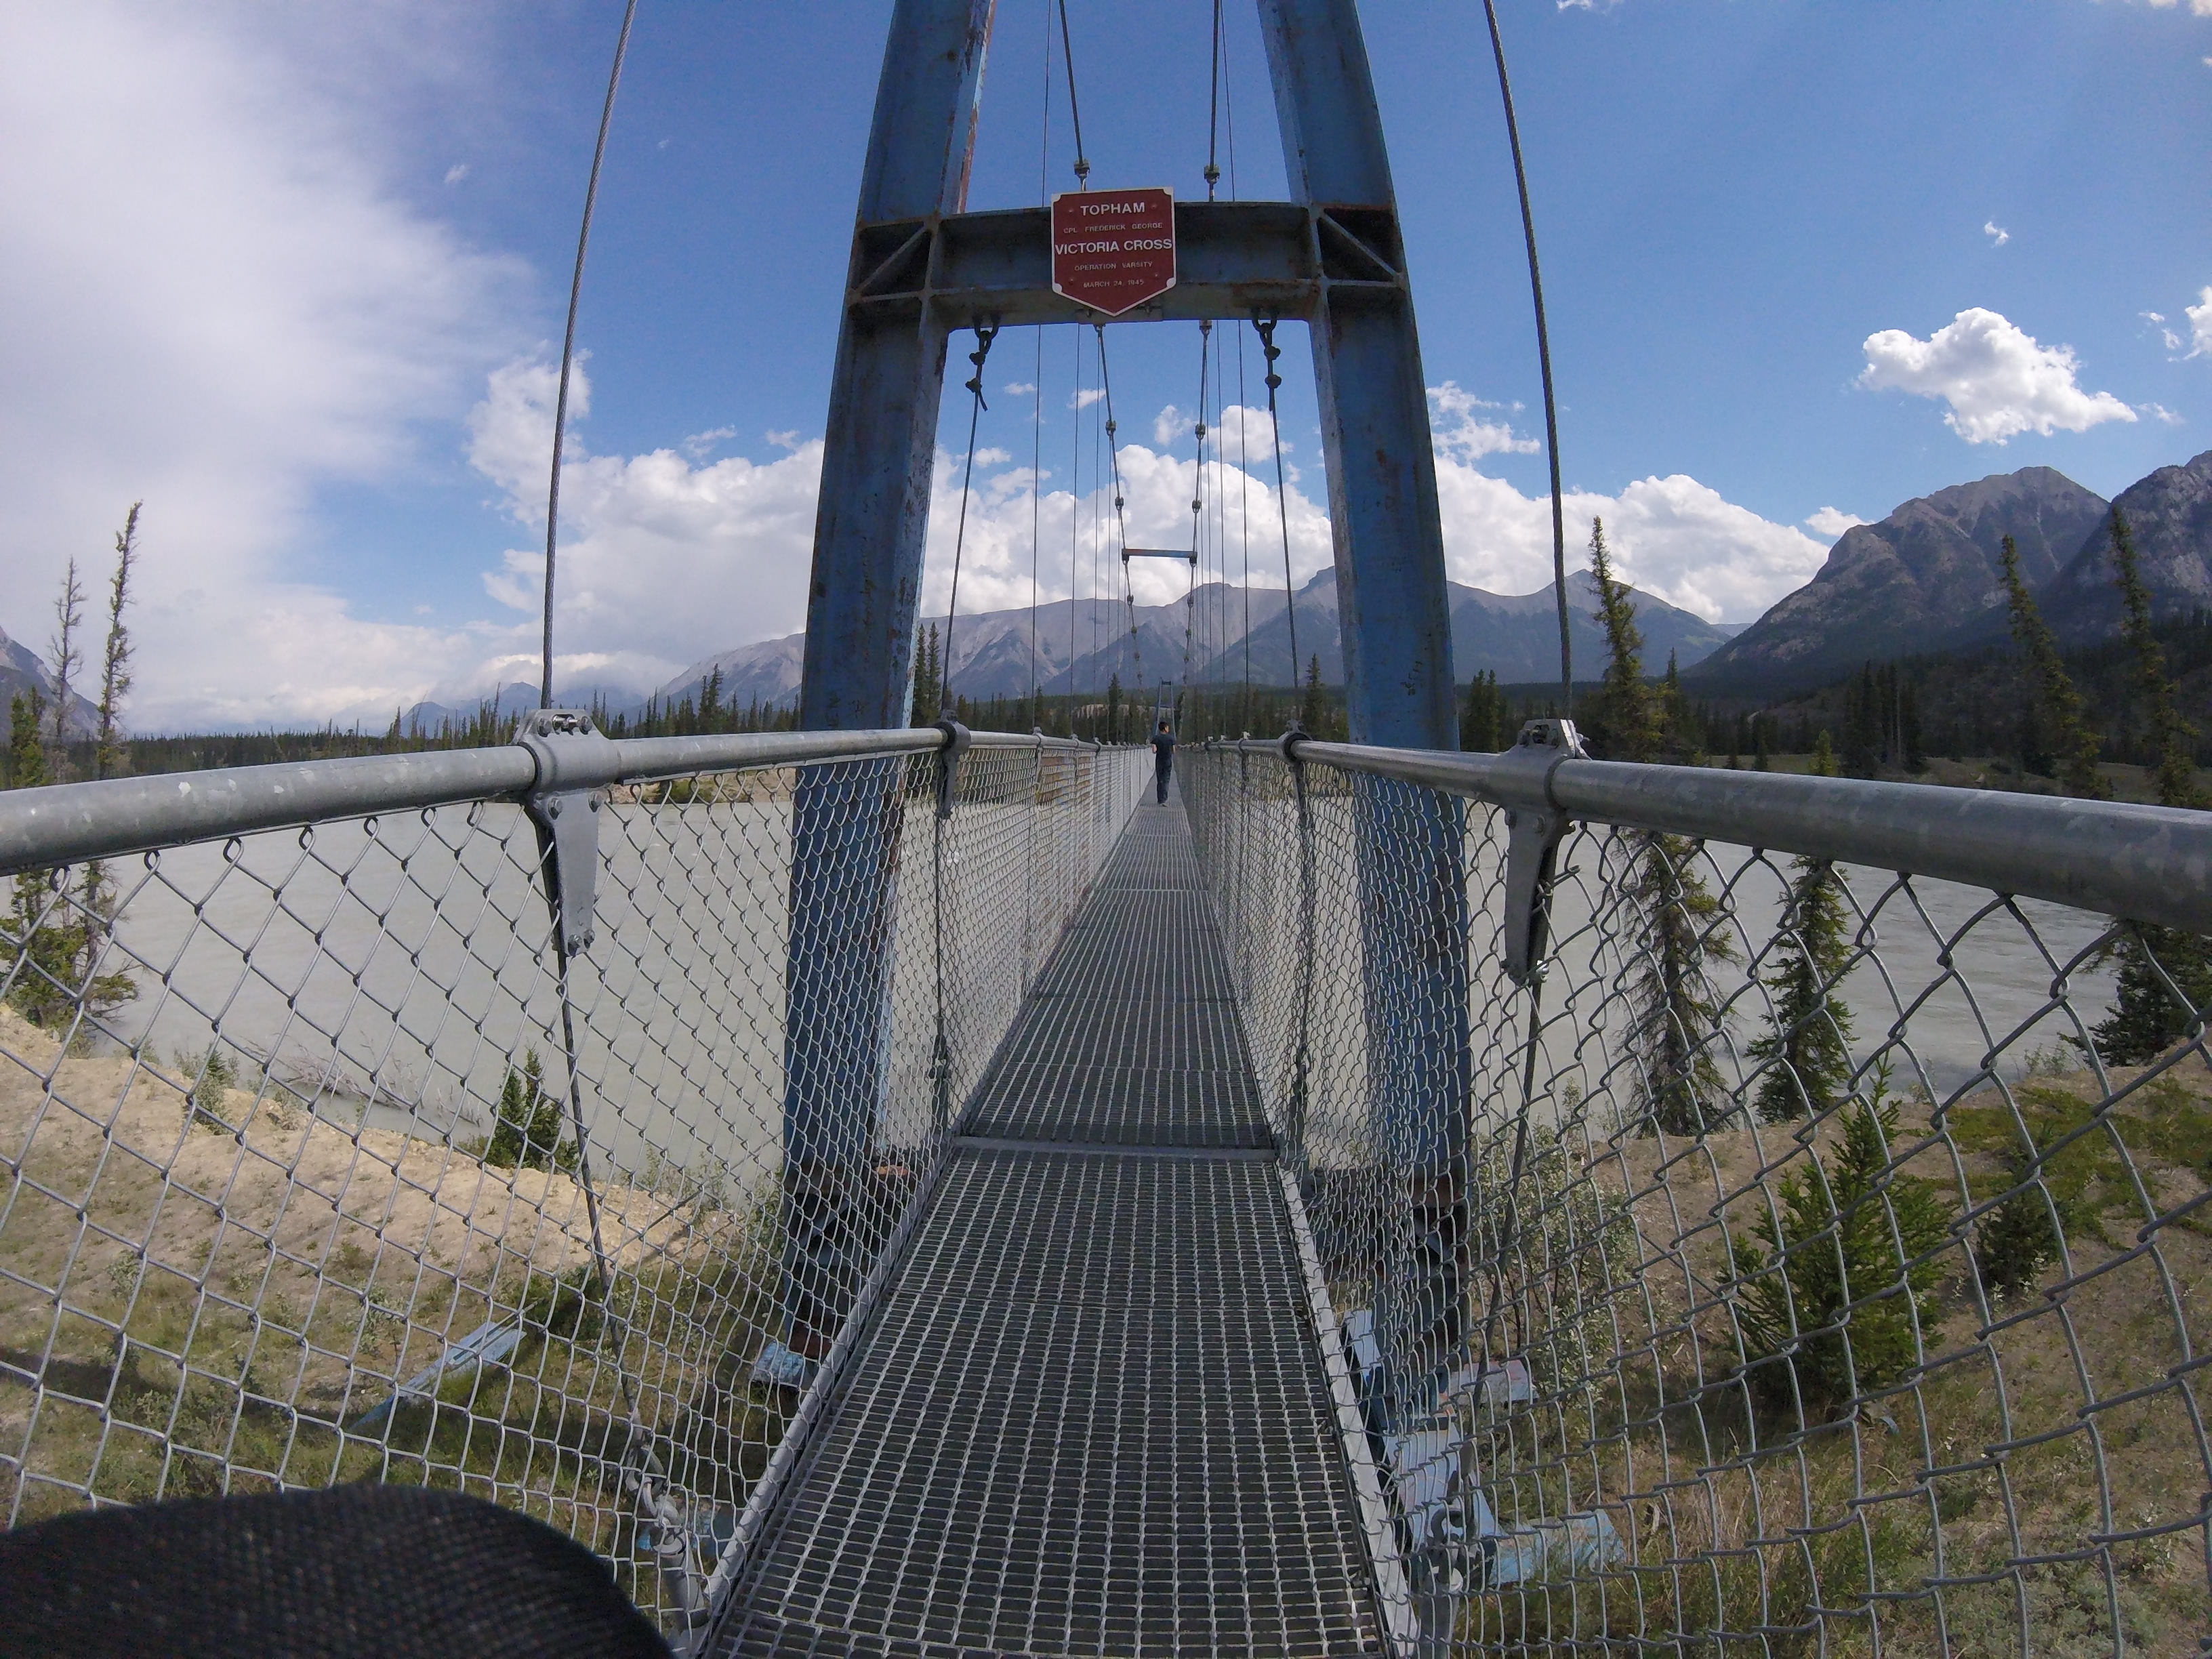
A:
[
  {"left": 1185, "top": 731, "right": 2212, "bottom": 1657},
  {"left": 0, "top": 722, "right": 1142, "bottom": 1636}
]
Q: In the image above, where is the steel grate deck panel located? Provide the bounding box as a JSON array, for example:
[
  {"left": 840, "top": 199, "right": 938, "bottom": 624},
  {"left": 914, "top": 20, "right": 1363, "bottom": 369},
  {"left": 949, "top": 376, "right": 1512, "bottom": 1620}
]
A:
[
  {"left": 718, "top": 1152, "right": 1385, "bottom": 1657},
  {"left": 963, "top": 1063, "right": 1270, "bottom": 1147},
  {"left": 716, "top": 800, "right": 1384, "bottom": 1656}
]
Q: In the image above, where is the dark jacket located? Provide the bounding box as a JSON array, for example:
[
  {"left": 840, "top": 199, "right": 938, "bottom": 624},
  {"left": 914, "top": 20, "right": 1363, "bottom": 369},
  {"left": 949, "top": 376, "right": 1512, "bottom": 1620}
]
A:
[{"left": 1149, "top": 731, "right": 1176, "bottom": 767}]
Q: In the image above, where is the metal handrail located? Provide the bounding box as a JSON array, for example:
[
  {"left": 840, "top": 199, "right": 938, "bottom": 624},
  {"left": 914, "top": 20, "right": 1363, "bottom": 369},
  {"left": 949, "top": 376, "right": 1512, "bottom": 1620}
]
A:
[
  {"left": 1232, "top": 734, "right": 2212, "bottom": 936},
  {"left": 0, "top": 724, "right": 969, "bottom": 878}
]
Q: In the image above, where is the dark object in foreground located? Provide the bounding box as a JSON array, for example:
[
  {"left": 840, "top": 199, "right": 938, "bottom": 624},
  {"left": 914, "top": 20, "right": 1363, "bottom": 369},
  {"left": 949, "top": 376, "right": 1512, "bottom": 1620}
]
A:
[{"left": 0, "top": 1485, "right": 670, "bottom": 1659}]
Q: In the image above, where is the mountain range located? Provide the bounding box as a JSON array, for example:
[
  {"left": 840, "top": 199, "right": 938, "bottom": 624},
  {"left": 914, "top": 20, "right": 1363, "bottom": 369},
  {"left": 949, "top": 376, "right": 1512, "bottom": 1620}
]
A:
[
  {"left": 1689, "top": 449, "right": 2212, "bottom": 696},
  {"left": 650, "top": 569, "right": 1741, "bottom": 716}
]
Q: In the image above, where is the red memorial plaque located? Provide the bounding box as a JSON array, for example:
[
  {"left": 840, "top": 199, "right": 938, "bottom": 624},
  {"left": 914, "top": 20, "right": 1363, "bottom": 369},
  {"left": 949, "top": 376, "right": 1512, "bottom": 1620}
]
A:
[{"left": 1050, "top": 188, "right": 1177, "bottom": 316}]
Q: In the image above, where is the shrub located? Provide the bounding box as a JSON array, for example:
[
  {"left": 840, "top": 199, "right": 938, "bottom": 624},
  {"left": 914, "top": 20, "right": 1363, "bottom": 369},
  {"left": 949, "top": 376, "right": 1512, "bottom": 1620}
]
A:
[
  {"left": 484, "top": 1048, "right": 577, "bottom": 1173},
  {"left": 1973, "top": 1130, "right": 2066, "bottom": 1302},
  {"left": 1729, "top": 1067, "right": 1955, "bottom": 1410}
]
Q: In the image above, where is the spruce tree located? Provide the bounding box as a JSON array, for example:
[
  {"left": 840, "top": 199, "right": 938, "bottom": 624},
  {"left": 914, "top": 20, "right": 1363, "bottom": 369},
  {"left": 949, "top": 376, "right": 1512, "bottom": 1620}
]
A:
[
  {"left": 1459, "top": 670, "right": 1505, "bottom": 752},
  {"left": 485, "top": 1049, "right": 575, "bottom": 1172},
  {"left": 7, "top": 689, "right": 45, "bottom": 792},
  {"left": 81, "top": 510, "right": 141, "bottom": 966},
  {"left": 94, "top": 506, "right": 140, "bottom": 782},
  {"left": 1999, "top": 535, "right": 2104, "bottom": 796},
  {"left": 1973, "top": 1127, "right": 2066, "bottom": 1301},
  {"left": 1584, "top": 519, "right": 1660, "bottom": 762},
  {"left": 46, "top": 559, "right": 85, "bottom": 782},
  {"left": 1588, "top": 520, "right": 1737, "bottom": 1133},
  {"left": 1730, "top": 1071, "right": 1953, "bottom": 1409},
  {"left": 1298, "top": 655, "right": 1325, "bottom": 735},
  {"left": 2094, "top": 510, "right": 2212, "bottom": 1064},
  {"left": 1748, "top": 735, "right": 1852, "bottom": 1122},
  {"left": 910, "top": 624, "right": 943, "bottom": 727}
]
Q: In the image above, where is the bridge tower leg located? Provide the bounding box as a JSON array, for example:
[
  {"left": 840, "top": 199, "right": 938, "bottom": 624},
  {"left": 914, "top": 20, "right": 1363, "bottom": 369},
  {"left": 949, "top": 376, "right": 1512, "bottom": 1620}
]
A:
[
  {"left": 781, "top": 0, "right": 994, "bottom": 1364},
  {"left": 1258, "top": 0, "right": 1473, "bottom": 1450}
]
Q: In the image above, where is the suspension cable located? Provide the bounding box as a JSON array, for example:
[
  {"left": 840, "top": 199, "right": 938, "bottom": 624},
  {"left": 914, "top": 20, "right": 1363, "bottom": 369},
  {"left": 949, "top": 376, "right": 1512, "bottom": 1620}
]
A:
[
  {"left": 1237, "top": 323, "right": 1253, "bottom": 722},
  {"left": 1255, "top": 318, "right": 1300, "bottom": 701},
  {"left": 1205, "top": 0, "right": 1224, "bottom": 201},
  {"left": 540, "top": 0, "right": 642, "bottom": 710},
  {"left": 1094, "top": 325, "right": 1143, "bottom": 707},
  {"left": 940, "top": 325, "right": 1000, "bottom": 712},
  {"left": 1183, "top": 321, "right": 1212, "bottom": 714},
  {"left": 1056, "top": 0, "right": 1090, "bottom": 186},
  {"left": 1030, "top": 0, "right": 1051, "bottom": 724},
  {"left": 1070, "top": 325, "right": 1085, "bottom": 734},
  {"left": 1479, "top": 0, "right": 1570, "bottom": 714}
]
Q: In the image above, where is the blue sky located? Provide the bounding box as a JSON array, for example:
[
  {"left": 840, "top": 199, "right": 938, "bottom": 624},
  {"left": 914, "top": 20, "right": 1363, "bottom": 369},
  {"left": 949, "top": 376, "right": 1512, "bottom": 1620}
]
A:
[{"left": 1, "top": 1, "right": 2206, "bottom": 729}]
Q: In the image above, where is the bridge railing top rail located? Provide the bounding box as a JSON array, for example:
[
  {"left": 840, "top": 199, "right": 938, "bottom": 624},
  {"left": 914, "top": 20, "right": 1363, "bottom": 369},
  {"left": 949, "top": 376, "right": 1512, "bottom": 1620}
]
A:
[
  {"left": 0, "top": 722, "right": 1109, "bottom": 878},
  {"left": 1212, "top": 730, "right": 2212, "bottom": 935}
]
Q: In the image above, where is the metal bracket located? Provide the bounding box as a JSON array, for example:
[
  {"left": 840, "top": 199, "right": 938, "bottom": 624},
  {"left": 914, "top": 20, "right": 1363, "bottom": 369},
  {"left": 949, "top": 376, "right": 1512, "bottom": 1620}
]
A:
[
  {"left": 933, "top": 718, "right": 971, "bottom": 820},
  {"left": 1495, "top": 718, "right": 1586, "bottom": 986},
  {"left": 517, "top": 709, "right": 619, "bottom": 957}
]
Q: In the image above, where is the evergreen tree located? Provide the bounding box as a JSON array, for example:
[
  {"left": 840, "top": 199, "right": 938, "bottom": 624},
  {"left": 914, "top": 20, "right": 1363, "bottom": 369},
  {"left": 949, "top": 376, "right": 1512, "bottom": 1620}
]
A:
[
  {"left": 1459, "top": 670, "right": 1506, "bottom": 752},
  {"left": 1298, "top": 655, "right": 1325, "bottom": 734},
  {"left": 82, "top": 512, "right": 141, "bottom": 970},
  {"left": 1999, "top": 533, "right": 2104, "bottom": 796},
  {"left": 1973, "top": 1127, "right": 2066, "bottom": 1302},
  {"left": 1105, "top": 672, "right": 1124, "bottom": 743},
  {"left": 1587, "top": 520, "right": 1737, "bottom": 1132},
  {"left": 2112, "top": 510, "right": 2204, "bottom": 809},
  {"left": 910, "top": 625, "right": 943, "bottom": 727},
  {"left": 94, "top": 505, "right": 140, "bottom": 783},
  {"left": 1730, "top": 1072, "right": 1953, "bottom": 1410},
  {"left": 3, "top": 566, "right": 134, "bottom": 1031},
  {"left": 1584, "top": 519, "right": 1660, "bottom": 762},
  {"left": 1899, "top": 678, "right": 1926, "bottom": 773},
  {"left": 485, "top": 1049, "right": 576, "bottom": 1172},
  {"left": 1841, "top": 663, "right": 1881, "bottom": 778},
  {"left": 1748, "top": 733, "right": 1853, "bottom": 1122},
  {"left": 1660, "top": 651, "right": 1702, "bottom": 762},
  {"left": 2094, "top": 511, "right": 2212, "bottom": 1064},
  {"left": 7, "top": 689, "right": 45, "bottom": 792},
  {"left": 1753, "top": 714, "right": 1771, "bottom": 772},
  {"left": 46, "top": 559, "right": 85, "bottom": 781}
]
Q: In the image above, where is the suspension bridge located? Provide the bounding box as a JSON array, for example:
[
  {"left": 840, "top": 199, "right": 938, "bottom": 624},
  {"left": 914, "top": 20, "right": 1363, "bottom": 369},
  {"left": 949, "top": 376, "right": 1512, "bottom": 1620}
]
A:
[{"left": 2, "top": 4, "right": 2209, "bottom": 1656}]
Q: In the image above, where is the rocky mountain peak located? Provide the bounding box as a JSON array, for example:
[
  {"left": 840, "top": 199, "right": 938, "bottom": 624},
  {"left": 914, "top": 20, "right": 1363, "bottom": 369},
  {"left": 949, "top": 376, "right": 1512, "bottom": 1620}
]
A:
[{"left": 1686, "top": 464, "right": 2110, "bottom": 693}]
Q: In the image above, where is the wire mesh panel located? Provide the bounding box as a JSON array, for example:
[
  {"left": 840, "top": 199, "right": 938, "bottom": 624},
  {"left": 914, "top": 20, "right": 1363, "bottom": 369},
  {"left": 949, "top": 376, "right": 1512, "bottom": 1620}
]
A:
[
  {"left": 0, "top": 732, "right": 1141, "bottom": 1638},
  {"left": 1183, "top": 742, "right": 2212, "bottom": 1658}
]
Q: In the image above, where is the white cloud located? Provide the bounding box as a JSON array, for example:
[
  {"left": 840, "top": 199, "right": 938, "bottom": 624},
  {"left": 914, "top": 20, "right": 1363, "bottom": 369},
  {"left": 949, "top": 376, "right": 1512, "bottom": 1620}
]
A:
[
  {"left": 1984, "top": 220, "right": 2009, "bottom": 246},
  {"left": 1429, "top": 382, "right": 1540, "bottom": 462},
  {"left": 0, "top": 2, "right": 528, "bottom": 731},
  {"left": 1153, "top": 405, "right": 1191, "bottom": 447},
  {"left": 1805, "top": 507, "right": 1868, "bottom": 539},
  {"left": 1858, "top": 308, "right": 2137, "bottom": 443},
  {"left": 465, "top": 359, "right": 824, "bottom": 699},
  {"left": 2188, "top": 287, "right": 2212, "bottom": 358},
  {"left": 1069, "top": 387, "right": 1106, "bottom": 412},
  {"left": 897, "top": 390, "right": 1820, "bottom": 630},
  {"left": 443, "top": 162, "right": 468, "bottom": 186},
  {"left": 2144, "top": 310, "right": 2184, "bottom": 352},
  {"left": 681, "top": 424, "right": 738, "bottom": 459},
  {"left": 2144, "top": 403, "right": 2185, "bottom": 426},
  {"left": 1003, "top": 381, "right": 1038, "bottom": 396}
]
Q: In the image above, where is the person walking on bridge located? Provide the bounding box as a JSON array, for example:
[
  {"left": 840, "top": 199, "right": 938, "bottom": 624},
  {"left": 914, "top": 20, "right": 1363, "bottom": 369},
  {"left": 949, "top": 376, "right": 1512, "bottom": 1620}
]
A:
[{"left": 1150, "top": 718, "right": 1176, "bottom": 804}]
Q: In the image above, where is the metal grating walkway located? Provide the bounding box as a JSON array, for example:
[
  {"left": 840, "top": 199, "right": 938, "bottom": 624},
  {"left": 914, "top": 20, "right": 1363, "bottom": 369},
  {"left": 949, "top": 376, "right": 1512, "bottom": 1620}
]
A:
[{"left": 714, "top": 797, "right": 1391, "bottom": 1656}]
